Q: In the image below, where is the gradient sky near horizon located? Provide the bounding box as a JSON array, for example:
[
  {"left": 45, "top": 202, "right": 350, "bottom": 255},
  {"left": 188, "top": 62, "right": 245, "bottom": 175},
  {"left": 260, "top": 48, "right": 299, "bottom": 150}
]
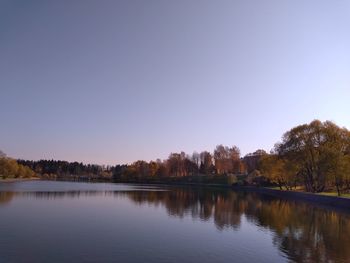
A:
[{"left": 1, "top": 0, "right": 349, "bottom": 165}]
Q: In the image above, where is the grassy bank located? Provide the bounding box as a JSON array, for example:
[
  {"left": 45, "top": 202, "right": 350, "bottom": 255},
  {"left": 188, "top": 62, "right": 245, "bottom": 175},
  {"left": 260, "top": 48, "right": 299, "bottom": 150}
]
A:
[
  {"left": 317, "top": 192, "right": 350, "bottom": 198},
  {"left": 230, "top": 186, "right": 350, "bottom": 212},
  {"left": 266, "top": 186, "right": 350, "bottom": 199}
]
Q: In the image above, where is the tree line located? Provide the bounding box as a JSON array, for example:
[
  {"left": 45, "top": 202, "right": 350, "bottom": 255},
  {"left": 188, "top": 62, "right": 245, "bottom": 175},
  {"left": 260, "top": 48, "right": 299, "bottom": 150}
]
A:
[
  {"left": 2, "top": 119, "right": 350, "bottom": 195},
  {"left": 15, "top": 145, "right": 246, "bottom": 181},
  {"left": 113, "top": 145, "right": 247, "bottom": 180},
  {"left": 17, "top": 159, "right": 112, "bottom": 180}
]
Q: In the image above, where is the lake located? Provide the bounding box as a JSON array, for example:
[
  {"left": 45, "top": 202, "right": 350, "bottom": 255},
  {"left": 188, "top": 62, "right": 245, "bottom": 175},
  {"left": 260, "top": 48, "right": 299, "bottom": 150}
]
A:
[{"left": 0, "top": 181, "right": 350, "bottom": 263}]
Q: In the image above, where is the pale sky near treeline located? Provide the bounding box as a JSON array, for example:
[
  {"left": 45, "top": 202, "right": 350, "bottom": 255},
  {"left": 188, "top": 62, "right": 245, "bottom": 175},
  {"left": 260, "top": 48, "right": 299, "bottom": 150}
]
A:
[{"left": 1, "top": 0, "right": 349, "bottom": 165}]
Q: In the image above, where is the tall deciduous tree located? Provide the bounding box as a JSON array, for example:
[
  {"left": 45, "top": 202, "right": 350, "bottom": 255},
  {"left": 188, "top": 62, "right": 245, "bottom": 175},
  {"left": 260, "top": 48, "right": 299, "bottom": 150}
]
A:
[
  {"left": 199, "top": 151, "right": 213, "bottom": 174},
  {"left": 275, "top": 120, "right": 350, "bottom": 193},
  {"left": 214, "top": 145, "right": 241, "bottom": 174}
]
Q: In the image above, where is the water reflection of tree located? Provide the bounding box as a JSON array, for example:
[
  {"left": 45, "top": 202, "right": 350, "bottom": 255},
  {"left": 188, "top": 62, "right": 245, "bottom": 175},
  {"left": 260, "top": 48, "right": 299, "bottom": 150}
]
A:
[
  {"left": 123, "top": 189, "right": 243, "bottom": 229},
  {"left": 123, "top": 188, "right": 350, "bottom": 262},
  {"left": 2, "top": 188, "right": 350, "bottom": 262},
  {"left": 0, "top": 192, "right": 14, "bottom": 205}
]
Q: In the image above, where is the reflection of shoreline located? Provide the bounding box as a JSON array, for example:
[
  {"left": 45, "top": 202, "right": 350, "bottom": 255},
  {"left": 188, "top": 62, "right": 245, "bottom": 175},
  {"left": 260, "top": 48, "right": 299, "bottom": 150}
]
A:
[
  {"left": 0, "top": 190, "right": 166, "bottom": 204},
  {"left": 0, "top": 189, "right": 167, "bottom": 203},
  {"left": 1, "top": 188, "right": 350, "bottom": 262},
  {"left": 123, "top": 189, "right": 350, "bottom": 262}
]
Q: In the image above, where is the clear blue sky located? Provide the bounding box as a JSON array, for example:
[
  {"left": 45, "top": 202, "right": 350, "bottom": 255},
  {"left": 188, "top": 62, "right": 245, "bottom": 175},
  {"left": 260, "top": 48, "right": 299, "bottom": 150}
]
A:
[{"left": 1, "top": 0, "right": 349, "bottom": 165}]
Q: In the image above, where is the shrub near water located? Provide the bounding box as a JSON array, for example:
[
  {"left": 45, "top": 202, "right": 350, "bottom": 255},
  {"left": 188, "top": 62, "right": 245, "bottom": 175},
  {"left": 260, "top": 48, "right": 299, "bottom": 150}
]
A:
[{"left": 0, "top": 157, "right": 36, "bottom": 179}]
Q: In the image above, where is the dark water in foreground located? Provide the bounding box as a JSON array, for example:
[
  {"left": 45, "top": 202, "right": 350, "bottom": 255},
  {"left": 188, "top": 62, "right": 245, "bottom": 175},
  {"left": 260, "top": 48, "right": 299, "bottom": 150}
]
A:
[{"left": 0, "top": 181, "right": 350, "bottom": 263}]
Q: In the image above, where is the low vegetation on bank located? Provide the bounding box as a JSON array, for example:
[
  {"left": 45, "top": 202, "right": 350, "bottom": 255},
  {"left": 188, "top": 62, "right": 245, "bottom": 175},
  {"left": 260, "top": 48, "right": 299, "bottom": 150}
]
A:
[
  {"left": 6, "top": 120, "right": 350, "bottom": 197},
  {"left": 0, "top": 151, "right": 37, "bottom": 180}
]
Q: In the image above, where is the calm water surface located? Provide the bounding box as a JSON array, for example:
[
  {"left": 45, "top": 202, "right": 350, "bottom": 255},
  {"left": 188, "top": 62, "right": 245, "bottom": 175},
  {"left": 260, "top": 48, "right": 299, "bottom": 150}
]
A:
[{"left": 1, "top": 181, "right": 350, "bottom": 263}]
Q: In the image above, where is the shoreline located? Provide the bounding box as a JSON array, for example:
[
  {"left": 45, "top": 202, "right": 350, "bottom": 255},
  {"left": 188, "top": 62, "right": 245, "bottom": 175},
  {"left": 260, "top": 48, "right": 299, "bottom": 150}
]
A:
[
  {"left": 111, "top": 180, "right": 350, "bottom": 211},
  {"left": 230, "top": 186, "right": 350, "bottom": 212},
  {"left": 0, "top": 177, "right": 40, "bottom": 183},
  {"left": 132, "top": 182, "right": 350, "bottom": 212}
]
